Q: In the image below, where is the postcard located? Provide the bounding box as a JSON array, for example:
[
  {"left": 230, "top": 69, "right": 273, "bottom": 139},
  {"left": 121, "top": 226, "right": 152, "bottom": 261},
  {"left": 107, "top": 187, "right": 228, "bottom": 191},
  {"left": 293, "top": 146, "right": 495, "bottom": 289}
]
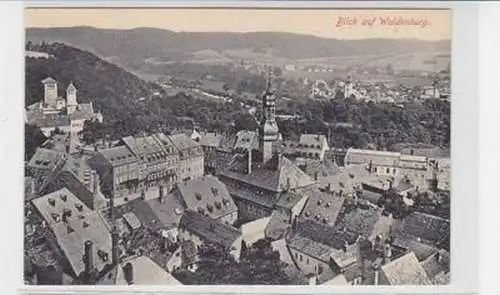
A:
[{"left": 22, "top": 5, "right": 451, "bottom": 288}]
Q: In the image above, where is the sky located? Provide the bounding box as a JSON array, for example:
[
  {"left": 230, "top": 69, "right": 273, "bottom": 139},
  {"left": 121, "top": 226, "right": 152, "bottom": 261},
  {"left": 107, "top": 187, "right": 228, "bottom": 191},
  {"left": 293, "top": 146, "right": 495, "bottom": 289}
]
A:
[{"left": 25, "top": 8, "right": 451, "bottom": 41}]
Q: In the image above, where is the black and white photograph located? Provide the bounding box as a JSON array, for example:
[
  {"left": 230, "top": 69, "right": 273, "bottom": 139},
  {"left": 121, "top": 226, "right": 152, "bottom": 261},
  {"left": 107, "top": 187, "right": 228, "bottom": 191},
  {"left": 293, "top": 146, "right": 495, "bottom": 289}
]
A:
[{"left": 22, "top": 7, "right": 451, "bottom": 286}]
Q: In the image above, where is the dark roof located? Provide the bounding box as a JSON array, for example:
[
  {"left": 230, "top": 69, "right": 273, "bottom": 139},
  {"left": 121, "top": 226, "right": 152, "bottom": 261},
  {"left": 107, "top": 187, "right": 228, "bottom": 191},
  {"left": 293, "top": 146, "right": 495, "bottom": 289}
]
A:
[
  {"left": 392, "top": 212, "right": 450, "bottom": 249},
  {"left": 179, "top": 210, "right": 241, "bottom": 248},
  {"left": 176, "top": 175, "right": 237, "bottom": 220},
  {"left": 336, "top": 206, "right": 383, "bottom": 238},
  {"left": 276, "top": 190, "right": 307, "bottom": 209},
  {"left": 392, "top": 238, "right": 438, "bottom": 262},
  {"left": 123, "top": 198, "right": 171, "bottom": 232},
  {"left": 146, "top": 194, "right": 185, "bottom": 230},
  {"left": 421, "top": 251, "right": 450, "bottom": 279},
  {"left": 39, "top": 170, "right": 96, "bottom": 210},
  {"left": 27, "top": 148, "right": 64, "bottom": 171},
  {"left": 359, "top": 189, "right": 383, "bottom": 204},
  {"left": 221, "top": 153, "right": 315, "bottom": 193},
  {"left": 264, "top": 211, "right": 290, "bottom": 240},
  {"left": 293, "top": 219, "right": 359, "bottom": 249},
  {"left": 100, "top": 145, "right": 138, "bottom": 167}
]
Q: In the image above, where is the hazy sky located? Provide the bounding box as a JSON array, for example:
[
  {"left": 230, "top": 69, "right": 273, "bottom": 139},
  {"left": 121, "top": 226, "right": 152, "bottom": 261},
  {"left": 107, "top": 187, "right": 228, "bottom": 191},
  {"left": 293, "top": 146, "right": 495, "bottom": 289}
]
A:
[{"left": 25, "top": 8, "right": 451, "bottom": 40}]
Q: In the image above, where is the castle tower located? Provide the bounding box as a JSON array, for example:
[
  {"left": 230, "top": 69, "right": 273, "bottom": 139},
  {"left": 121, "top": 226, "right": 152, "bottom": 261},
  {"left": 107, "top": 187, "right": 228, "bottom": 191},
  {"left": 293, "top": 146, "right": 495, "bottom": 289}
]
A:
[
  {"left": 42, "top": 77, "right": 58, "bottom": 106},
  {"left": 66, "top": 82, "right": 78, "bottom": 115},
  {"left": 259, "top": 67, "right": 279, "bottom": 163}
]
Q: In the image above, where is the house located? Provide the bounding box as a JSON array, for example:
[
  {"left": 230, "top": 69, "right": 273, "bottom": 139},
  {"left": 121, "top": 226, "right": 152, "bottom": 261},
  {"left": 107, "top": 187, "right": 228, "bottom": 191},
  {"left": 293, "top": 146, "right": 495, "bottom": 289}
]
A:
[
  {"left": 391, "top": 212, "right": 450, "bottom": 251},
  {"left": 233, "top": 130, "right": 259, "bottom": 152},
  {"left": 344, "top": 148, "right": 400, "bottom": 176},
  {"left": 31, "top": 188, "right": 112, "bottom": 278},
  {"left": 98, "top": 255, "right": 182, "bottom": 285},
  {"left": 296, "top": 134, "right": 330, "bottom": 161},
  {"left": 169, "top": 133, "right": 204, "bottom": 181},
  {"left": 378, "top": 251, "right": 430, "bottom": 285},
  {"left": 219, "top": 153, "right": 315, "bottom": 221},
  {"left": 174, "top": 175, "right": 238, "bottom": 225},
  {"left": 296, "top": 184, "right": 345, "bottom": 228},
  {"left": 335, "top": 206, "right": 385, "bottom": 239},
  {"left": 27, "top": 148, "right": 66, "bottom": 175},
  {"left": 178, "top": 210, "right": 242, "bottom": 260},
  {"left": 25, "top": 78, "right": 103, "bottom": 137},
  {"left": 286, "top": 220, "right": 360, "bottom": 281}
]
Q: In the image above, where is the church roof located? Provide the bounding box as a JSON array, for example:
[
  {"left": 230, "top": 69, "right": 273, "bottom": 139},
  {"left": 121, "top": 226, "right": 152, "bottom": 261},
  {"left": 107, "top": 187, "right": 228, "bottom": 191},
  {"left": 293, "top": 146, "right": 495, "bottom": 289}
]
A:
[
  {"left": 67, "top": 82, "right": 77, "bottom": 91},
  {"left": 220, "top": 153, "right": 315, "bottom": 193}
]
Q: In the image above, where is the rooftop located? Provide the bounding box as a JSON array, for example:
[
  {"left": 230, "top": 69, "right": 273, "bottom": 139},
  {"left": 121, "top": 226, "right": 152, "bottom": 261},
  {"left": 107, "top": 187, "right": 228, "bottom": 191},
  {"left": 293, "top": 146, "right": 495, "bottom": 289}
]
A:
[
  {"left": 176, "top": 175, "right": 237, "bottom": 220},
  {"left": 31, "top": 188, "right": 112, "bottom": 277},
  {"left": 380, "top": 251, "right": 430, "bottom": 285},
  {"left": 297, "top": 185, "right": 346, "bottom": 227},
  {"left": 392, "top": 212, "right": 450, "bottom": 249},
  {"left": 179, "top": 210, "right": 241, "bottom": 249},
  {"left": 27, "top": 148, "right": 64, "bottom": 171},
  {"left": 100, "top": 145, "right": 138, "bottom": 167},
  {"left": 299, "top": 134, "right": 328, "bottom": 149},
  {"left": 233, "top": 130, "right": 259, "bottom": 151},
  {"left": 336, "top": 206, "right": 383, "bottom": 239},
  {"left": 169, "top": 133, "right": 201, "bottom": 151}
]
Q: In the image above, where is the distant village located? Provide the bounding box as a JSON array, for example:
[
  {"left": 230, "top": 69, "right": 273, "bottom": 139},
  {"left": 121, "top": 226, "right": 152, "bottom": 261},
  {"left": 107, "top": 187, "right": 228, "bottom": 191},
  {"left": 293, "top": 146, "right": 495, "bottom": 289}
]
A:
[{"left": 24, "top": 74, "right": 450, "bottom": 285}]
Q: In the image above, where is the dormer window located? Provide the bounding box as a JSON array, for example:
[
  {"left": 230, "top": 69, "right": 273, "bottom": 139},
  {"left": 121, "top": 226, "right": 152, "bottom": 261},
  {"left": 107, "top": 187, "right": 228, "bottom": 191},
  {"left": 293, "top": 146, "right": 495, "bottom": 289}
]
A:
[
  {"left": 195, "top": 193, "right": 202, "bottom": 201},
  {"left": 48, "top": 198, "right": 56, "bottom": 207}
]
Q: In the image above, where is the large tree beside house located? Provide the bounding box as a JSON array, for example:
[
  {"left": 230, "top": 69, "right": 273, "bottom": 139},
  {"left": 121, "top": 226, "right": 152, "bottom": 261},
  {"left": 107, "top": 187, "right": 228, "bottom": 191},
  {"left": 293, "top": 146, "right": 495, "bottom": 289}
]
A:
[
  {"left": 25, "top": 123, "right": 47, "bottom": 161},
  {"left": 174, "top": 238, "right": 291, "bottom": 285}
]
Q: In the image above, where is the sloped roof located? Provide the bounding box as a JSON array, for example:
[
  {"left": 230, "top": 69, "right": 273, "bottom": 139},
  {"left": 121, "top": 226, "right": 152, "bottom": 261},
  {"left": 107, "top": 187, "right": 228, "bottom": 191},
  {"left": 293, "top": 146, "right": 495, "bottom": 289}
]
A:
[
  {"left": 176, "top": 175, "right": 237, "bottom": 220},
  {"left": 233, "top": 130, "right": 259, "bottom": 151},
  {"left": 68, "top": 103, "right": 95, "bottom": 121},
  {"left": 299, "top": 134, "right": 328, "bottom": 149},
  {"left": 380, "top": 251, "right": 430, "bottom": 285},
  {"left": 345, "top": 148, "right": 400, "bottom": 167},
  {"left": 265, "top": 211, "right": 290, "bottom": 240},
  {"left": 297, "top": 185, "right": 345, "bottom": 227},
  {"left": 179, "top": 210, "right": 241, "bottom": 249},
  {"left": 421, "top": 251, "right": 450, "bottom": 279},
  {"left": 27, "top": 148, "right": 64, "bottom": 171},
  {"left": 39, "top": 170, "right": 96, "bottom": 211},
  {"left": 199, "top": 132, "right": 223, "bottom": 147},
  {"left": 29, "top": 115, "right": 71, "bottom": 128},
  {"left": 100, "top": 145, "right": 138, "bottom": 167},
  {"left": 336, "top": 206, "right": 383, "bottom": 238},
  {"left": 276, "top": 190, "right": 308, "bottom": 209},
  {"left": 112, "top": 256, "right": 182, "bottom": 285},
  {"left": 169, "top": 133, "right": 201, "bottom": 151},
  {"left": 221, "top": 153, "right": 315, "bottom": 193},
  {"left": 31, "top": 188, "right": 112, "bottom": 277},
  {"left": 392, "top": 212, "right": 450, "bottom": 249},
  {"left": 181, "top": 240, "right": 199, "bottom": 266},
  {"left": 392, "top": 237, "right": 438, "bottom": 262},
  {"left": 41, "top": 77, "right": 57, "bottom": 84}
]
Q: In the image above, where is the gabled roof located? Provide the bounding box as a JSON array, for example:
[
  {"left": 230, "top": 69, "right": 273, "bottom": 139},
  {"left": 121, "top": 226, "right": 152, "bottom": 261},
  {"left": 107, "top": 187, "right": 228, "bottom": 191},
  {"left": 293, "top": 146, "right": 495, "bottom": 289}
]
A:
[
  {"left": 392, "top": 212, "right": 450, "bottom": 249},
  {"left": 31, "top": 188, "right": 112, "bottom": 277},
  {"left": 299, "top": 134, "right": 328, "bottom": 149},
  {"left": 380, "top": 251, "right": 430, "bottom": 285},
  {"left": 336, "top": 206, "right": 383, "bottom": 238},
  {"left": 221, "top": 154, "right": 315, "bottom": 193},
  {"left": 345, "top": 148, "right": 400, "bottom": 167},
  {"left": 27, "top": 148, "right": 64, "bottom": 171},
  {"left": 39, "top": 170, "right": 96, "bottom": 211},
  {"left": 169, "top": 133, "right": 201, "bottom": 151},
  {"left": 233, "top": 130, "right": 259, "bottom": 151},
  {"left": 291, "top": 219, "right": 359, "bottom": 251},
  {"left": 297, "top": 185, "right": 345, "bottom": 227},
  {"left": 198, "top": 132, "right": 223, "bottom": 148},
  {"left": 176, "top": 175, "right": 237, "bottom": 220},
  {"left": 181, "top": 240, "right": 199, "bottom": 266},
  {"left": 179, "top": 210, "right": 241, "bottom": 249},
  {"left": 146, "top": 195, "right": 185, "bottom": 230}
]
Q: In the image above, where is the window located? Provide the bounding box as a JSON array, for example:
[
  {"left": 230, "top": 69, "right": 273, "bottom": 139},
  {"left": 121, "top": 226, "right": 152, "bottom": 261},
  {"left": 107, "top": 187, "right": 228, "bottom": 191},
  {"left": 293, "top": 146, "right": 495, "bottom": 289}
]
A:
[
  {"left": 386, "top": 168, "right": 390, "bottom": 174},
  {"left": 300, "top": 255, "right": 303, "bottom": 261},
  {"left": 392, "top": 168, "right": 396, "bottom": 174},
  {"left": 306, "top": 258, "right": 309, "bottom": 264}
]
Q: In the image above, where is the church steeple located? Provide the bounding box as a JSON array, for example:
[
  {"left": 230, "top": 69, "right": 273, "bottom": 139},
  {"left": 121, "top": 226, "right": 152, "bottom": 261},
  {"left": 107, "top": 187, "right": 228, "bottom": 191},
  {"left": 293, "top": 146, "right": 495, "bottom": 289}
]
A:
[{"left": 259, "top": 65, "right": 279, "bottom": 163}]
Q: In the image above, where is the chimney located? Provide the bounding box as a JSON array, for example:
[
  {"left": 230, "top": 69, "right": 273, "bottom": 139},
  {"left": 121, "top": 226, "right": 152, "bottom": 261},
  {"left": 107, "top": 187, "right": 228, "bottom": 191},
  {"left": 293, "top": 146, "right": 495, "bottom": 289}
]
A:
[
  {"left": 327, "top": 183, "right": 332, "bottom": 193},
  {"left": 112, "top": 231, "right": 119, "bottom": 266},
  {"left": 83, "top": 240, "right": 94, "bottom": 274},
  {"left": 247, "top": 148, "right": 252, "bottom": 175},
  {"left": 368, "top": 160, "right": 373, "bottom": 173},
  {"left": 389, "top": 180, "right": 393, "bottom": 190},
  {"left": 159, "top": 184, "right": 164, "bottom": 203},
  {"left": 286, "top": 177, "right": 291, "bottom": 190},
  {"left": 410, "top": 149, "right": 414, "bottom": 156},
  {"left": 314, "top": 171, "right": 318, "bottom": 181},
  {"left": 374, "top": 270, "right": 379, "bottom": 285},
  {"left": 384, "top": 243, "right": 392, "bottom": 264},
  {"left": 123, "top": 262, "right": 134, "bottom": 285}
]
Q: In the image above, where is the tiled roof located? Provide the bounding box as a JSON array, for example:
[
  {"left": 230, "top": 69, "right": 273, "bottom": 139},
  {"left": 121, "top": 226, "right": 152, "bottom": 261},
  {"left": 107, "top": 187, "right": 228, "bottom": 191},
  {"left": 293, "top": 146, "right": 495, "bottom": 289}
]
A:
[
  {"left": 181, "top": 240, "right": 199, "bottom": 266},
  {"left": 100, "top": 145, "right": 138, "bottom": 167},
  {"left": 264, "top": 211, "right": 290, "bottom": 240},
  {"left": 392, "top": 212, "right": 450, "bottom": 249},
  {"left": 179, "top": 210, "right": 241, "bottom": 249},
  {"left": 380, "top": 251, "right": 430, "bottom": 285},
  {"left": 29, "top": 115, "right": 71, "bottom": 128},
  {"left": 27, "top": 148, "right": 64, "bottom": 171},
  {"left": 297, "top": 185, "right": 345, "bottom": 227},
  {"left": 176, "top": 175, "right": 237, "bottom": 220},
  {"left": 322, "top": 274, "right": 348, "bottom": 285},
  {"left": 122, "top": 212, "right": 142, "bottom": 230},
  {"left": 392, "top": 238, "right": 438, "bottom": 262},
  {"left": 116, "top": 198, "right": 164, "bottom": 232},
  {"left": 421, "top": 251, "right": 450, "bottom": 279},
  {"left": 368, "top": 215, "right": 394, "bottom": 241},
  {"left": 169, "top": 133, "right": 201, "bottom": 151},
  {"left": 336, "top": 206, "right": 383, "bottom": 238},
  {"left": 199, "top": 132, "right": 223, "bottom": 147},
  {"left": 286, "top": 232, "right": 335, "bottom": 262},
  {"left": 39, "top": 170, "right": 96, "bottom": 211},
  {"left": 31, "top": 188, "right": 112, "bottom": 277},
  {"left": 299, "top": 134, "right": 328, "bottom": 149},
  {"left": 233, "top": 130, "right": 259, "bottom": 151},
  {"left": 221, "top": 154, "right": 315, "bottom": 193},
  {"left": 276, "top": 190, "right": 308, "bottom": 209},
  {"left": 293, "top": 219, "right": 359, "bottom": 250}
]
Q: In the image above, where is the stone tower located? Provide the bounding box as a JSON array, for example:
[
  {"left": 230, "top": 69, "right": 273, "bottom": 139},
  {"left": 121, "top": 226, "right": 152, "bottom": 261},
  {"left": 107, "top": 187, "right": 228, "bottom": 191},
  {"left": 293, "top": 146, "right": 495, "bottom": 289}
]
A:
[
  {"left": 259, "top": 67, "right": 279, "bottom": 163},
  {"left": 42, "top": 77, "right": 58, "bottom": 106},
  {"left": 66, "top": 82, "right": 78, "bottom": 115}
]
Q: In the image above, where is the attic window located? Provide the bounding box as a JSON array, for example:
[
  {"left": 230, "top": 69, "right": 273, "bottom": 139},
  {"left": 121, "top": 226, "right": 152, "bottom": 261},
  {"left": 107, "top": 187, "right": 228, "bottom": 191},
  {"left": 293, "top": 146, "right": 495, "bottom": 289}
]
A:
[
  {"left": 214, "top": 201, "right": 222, "bottom": 209},
  {"left": 48, "top": 198, "right": 56, "bottom": 207},
  {"left": 82, "top": 221, "right": 89, "bottom": 228},
  {"left": 35, "top": 160, "right": 42, "bottom": 165},
  {"left": 174, "top": 208, "right": 183, "bottom": 215},
  {"left": 316, "top": 145, "right": 321, "bottom": 149},
  {"left": 197, "top": 207, "right": 205, "bottom": 214},
  {"left": 60, "top": 194, "right": 67, "bottom": 202},
  {"left": 315, "top": 214, "right": 321, "bottom": 220},
  {"left": 207, "top": 204, "right": 214, "bottom": 212},
  {"left": 75, "top": 204, "right": 84, "bottom": 212},
  {"left": 317, "top": 200, "right": 323, "bottom": 206},
  {"left": 98, "top": 250, "right": 109, "bottom": 262},
  {"left": 51, "top": 213, "right": 60, "bottom": 222},
  {"left": 222, "top": 199, "right": 229, "bottom": 206},
  {"left": 323, "top": 217, "right": 329, "bottom": 224},
  {"left": 305, "top": 211, "right": 311, "bottom": 217},
  {"left": 67, "top": 225, "right": 74, "bottom": 234},
  {"left": 211, "top": 187, "right": 218, "bottom": 196},
  {"left": 326, "top": 202, "right": 331, "bottom": 208}
]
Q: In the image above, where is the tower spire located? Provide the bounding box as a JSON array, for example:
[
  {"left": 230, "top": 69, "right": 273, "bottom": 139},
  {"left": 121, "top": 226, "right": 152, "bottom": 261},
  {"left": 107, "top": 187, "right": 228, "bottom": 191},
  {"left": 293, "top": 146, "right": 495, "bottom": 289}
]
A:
[{"left": 266, "top": 65, "right": 273, "bottom": 92}]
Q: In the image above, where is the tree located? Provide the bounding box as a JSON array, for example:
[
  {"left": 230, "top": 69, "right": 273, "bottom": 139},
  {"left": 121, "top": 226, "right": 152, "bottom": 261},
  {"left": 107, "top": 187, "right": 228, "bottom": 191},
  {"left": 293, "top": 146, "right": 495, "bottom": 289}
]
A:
[
  {"left": 233, "top": 113, "right": 258, "bottom": 132},
  {"left": 25, "top": 124, "right": 47, "bottom": 161}
]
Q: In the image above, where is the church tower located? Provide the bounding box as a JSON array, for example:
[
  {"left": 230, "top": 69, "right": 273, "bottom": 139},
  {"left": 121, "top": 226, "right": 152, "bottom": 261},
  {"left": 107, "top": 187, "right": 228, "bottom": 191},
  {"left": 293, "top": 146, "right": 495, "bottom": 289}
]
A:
[
  {"left": 259, "top": 67, "right": 279, "bottom": 163},
  {"left": 66, "top": 82, "right": 78, "bottom": 114}
]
